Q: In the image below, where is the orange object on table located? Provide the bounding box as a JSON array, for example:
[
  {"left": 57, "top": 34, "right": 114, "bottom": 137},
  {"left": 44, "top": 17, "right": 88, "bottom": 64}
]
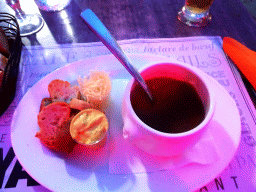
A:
[{"left": 223, "top": 37, "right": 256, "bottom": 90}]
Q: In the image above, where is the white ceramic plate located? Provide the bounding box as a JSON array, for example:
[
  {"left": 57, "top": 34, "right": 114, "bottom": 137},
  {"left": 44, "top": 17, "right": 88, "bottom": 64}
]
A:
[{"left": 11, "top": 54, "right": 241, "bottom": 192}]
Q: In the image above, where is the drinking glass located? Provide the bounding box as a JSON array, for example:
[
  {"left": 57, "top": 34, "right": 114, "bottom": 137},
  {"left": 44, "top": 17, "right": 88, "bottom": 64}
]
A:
[
  {"left": 6, "top": 0, "right": 44, "bottom": 36},
  {"left": 177, "top": 0, "right": 214, "bottom": 27},
  {"left": 34, "top": 0, "right": 71, "bottom": 12}
]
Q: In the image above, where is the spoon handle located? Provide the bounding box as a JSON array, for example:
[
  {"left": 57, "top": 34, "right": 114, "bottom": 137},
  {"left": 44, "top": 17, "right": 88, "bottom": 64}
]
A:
[{"left": 81, "top": 9, "right": 153, "bottom": 101}]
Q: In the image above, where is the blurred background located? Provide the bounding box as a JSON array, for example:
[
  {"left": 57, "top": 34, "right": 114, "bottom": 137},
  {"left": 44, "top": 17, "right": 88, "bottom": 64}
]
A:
[{"left": 241, "top": 0, "right": 256, "bottom": 20}]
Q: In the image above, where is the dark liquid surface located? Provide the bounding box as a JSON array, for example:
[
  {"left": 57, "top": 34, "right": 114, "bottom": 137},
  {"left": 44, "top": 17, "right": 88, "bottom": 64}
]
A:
[{"left": 130, "top": 77, "right": 206, "bottom": 133}]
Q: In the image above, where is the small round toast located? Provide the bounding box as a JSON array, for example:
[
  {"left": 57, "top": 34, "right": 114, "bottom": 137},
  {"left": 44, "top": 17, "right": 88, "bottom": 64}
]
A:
[
  {"left": 48, "top": 79, "right": 80, "bottom": 104},
  {"left": 36, "top": 102, "right": 76, "bottom": 153}
]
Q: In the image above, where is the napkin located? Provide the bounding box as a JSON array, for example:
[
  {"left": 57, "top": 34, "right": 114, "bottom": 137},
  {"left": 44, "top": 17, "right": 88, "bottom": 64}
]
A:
[
  {"left": 109, "top": 127, "right": 219, "bottom": 174},
  {"left": 223, "top": 37, "right": 256, "bottom": 90}
]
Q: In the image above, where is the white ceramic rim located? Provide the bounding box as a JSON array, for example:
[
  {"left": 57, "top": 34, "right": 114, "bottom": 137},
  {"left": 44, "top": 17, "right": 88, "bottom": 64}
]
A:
[{"left": 125, "top": 61, "right": 216, "bottom": 138}]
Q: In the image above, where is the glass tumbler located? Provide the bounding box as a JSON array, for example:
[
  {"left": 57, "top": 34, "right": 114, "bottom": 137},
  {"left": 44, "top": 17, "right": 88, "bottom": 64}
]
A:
[
  {"left": 177, "top": 0, "right": 214, "bottom": 27},
  {"left": 34, "top": 0, "right": 71, "bottom": 12}
]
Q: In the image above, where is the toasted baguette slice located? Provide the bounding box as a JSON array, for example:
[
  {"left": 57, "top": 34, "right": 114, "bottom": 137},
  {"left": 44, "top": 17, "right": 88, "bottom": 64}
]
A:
[
  {"left": 69, "top": 98, "right": 96, "bottom": 111},
  {"left": 0, "top": 53, "right": 8, "bottom": 71},
  {"left": 36, "top": 102, "right": 76, "bottom": 153},
  {"left": 48, "top": 79, "right": 80, "bottom": 104},
  {"left": 0, "top": 28, "right": 10, "bottom": 58}
]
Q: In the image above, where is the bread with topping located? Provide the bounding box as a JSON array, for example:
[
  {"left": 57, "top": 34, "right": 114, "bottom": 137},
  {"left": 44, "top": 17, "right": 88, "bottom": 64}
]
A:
[{"left": 48, "top": 79, "right": 80, "bottom": 104}]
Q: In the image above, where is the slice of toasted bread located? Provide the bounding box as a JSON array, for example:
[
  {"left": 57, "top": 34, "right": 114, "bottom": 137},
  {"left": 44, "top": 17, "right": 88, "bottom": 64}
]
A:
[
  {"left": 0, "top": 53, "right": 8, "bottom": 71},
  {"left": 48, "top": 79, "right": 80, "bottom": 104},
  {"left": 69, "top": 98, "right": 96, "bottom": 111},
  {"left": 0, "top": 28, "right": 10, "bottom": 59},
  {"left": 36, "top": 102, "right": 76, "bottom": 153}
]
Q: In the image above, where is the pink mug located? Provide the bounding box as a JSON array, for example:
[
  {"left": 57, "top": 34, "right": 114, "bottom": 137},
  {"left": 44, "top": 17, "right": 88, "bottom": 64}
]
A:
[{"left": 122, "top": 61, "right": 215, "bottom": 156}]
